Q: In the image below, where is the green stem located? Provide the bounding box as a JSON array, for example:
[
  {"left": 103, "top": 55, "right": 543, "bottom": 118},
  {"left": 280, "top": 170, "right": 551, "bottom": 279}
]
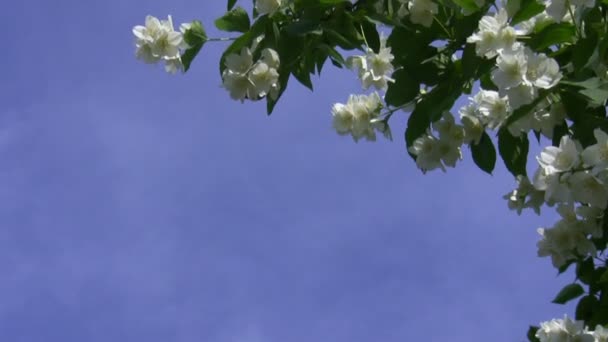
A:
[
  {"left": 433, "top": 16, "right": 452, "bottom": 39},
  {"left": 566, "top": 0, "right": 581, "bottom": 38}
]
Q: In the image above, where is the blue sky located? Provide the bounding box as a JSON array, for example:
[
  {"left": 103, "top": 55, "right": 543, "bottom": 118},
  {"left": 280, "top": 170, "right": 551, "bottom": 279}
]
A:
[{"left": 1, "top": 1, "right": 576, "bottom": 341}]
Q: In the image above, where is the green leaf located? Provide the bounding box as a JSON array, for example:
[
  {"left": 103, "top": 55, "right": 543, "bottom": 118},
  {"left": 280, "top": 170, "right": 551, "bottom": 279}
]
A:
[
  {"left": 528, "top": 23, "right": 576, "bottom": 51},
  {"left": 324, "top": 29, "right": 360, "bottom": 50},
  {"left": 498, "top": 129, "right": 529, "bottom": 177},
  {"left": 503, "top": 94, "right": 545, "bottom": 128},
  {"left": 577, "top": 257, "right": 595, "bottom": 285},
  {"left": 527, "top": 326, "right": 540, "bottom": 342},
  {"left": 292, "top": 59, "right": 314, "bottom": 90},
  {"left": 480, "top": 72, "right": 498, "bottom": 91},
  {"left": 510, "top": 0, "right": 545, "bottom": 25},
  {"left": 218, "top": 16, "right": 269, "bottom": 75},
  {"left": 552, "top": 121, "right": 568, "bottom": 147},
  {"left": 385, "top": 70, "right": 419, "bottom": 107},
  {"left": 599, "top": 268, "right": 608, "bottom": 284},
  {"left": 451, "top": 0, "right": 481, "bottom": 12},
  {"left": 227, "top": 0, "right": 237, "bottom": 10},
  {"left": 181, "top": 21, "right": 208, "bottom": 72},
  {"left": 215, "top": 6, "right": 251, "bottom": 33},
  {"left": 181, "top": 44, "right": 205, "bottom": 72},
  {"left": 285, "top": 19, "right": 322, "bottom": 36},
  {"left": 471, "top": 132, "right": 497, "bottom": 175},
  {"left": 552, "top": 283, "right": 585, "bottom": 304},
  {"left": 404, "top": 81, "right": 462, "bottom": 154},
  {"left": 558, "top": 260, "right": 575, "bottom": 274},
  {"left": 361, "top": 19, "right": 380, "bottom": 53},
  {"left": 576, "top": 295, "right": 599, "bottom": 322},
  {"left": 580, "top": 88, "right": 608, "bottom": 106}
]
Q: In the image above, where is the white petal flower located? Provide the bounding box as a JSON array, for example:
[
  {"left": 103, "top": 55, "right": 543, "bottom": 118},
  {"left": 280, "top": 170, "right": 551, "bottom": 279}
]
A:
[
  {"left": 593, "top": 325, "right": 608, "bottom": 342},
  {"left": 537, "top": 219, "right": 596, "bottom": 268},
  {"left": 533, "top": 167, "right": 573, "bottom": 204},
  {"left": 569, "top": 171, "right": 608, "bottom": 209},
  {"left": 408, "top": 0, "right": 438, "bottom": 27},
  {"left": 459, "top": 105, "right": 485, "bottom": 144},
  {"left": 546, "top": 0, "right": 568, "bottom": 22},
  {"left": 331, "top": 92, "right": 385, "bottom": 142},
  {"left": 347, "top": 37, "right": 395, "bottom": 91},
  {"left": 492, "top": 48, "right": 527, "bottom": 89},
  {"left": 504, "top": 176, "right": 544, "bottom": 215},
  {"left": 222, "top": 72, "right": 255, "bottom": 101},
  {"left": 474, "top": 90, "right": 511, "bottom": 129},
  {"left": 133, "top": 15, "right": 187, "bottom": 72},
  {"left": 433, "top": 112, "right": 465, "bottom": 145},
  {"left": 467, "top": 9, "right": 520, "bottom": 58},
  {"left": 225, "top": 47, "right": 254, "bottom": 74},
  {"left": 505, "top": 83, "right": 537, "bottom": 109},
  {"left": 532, "top": 102, "right": 566, "bottom": 139},
  {"left": 525, "top": 49, "right": 562, "bottom": 89},
  {"left": 537, "top": 135, "right": 581, "bottom": 174},
  {"left": 581, "top": 128, "right": 608, "bottom": 172},
  {"left": 261, "top": 48, "right": 280, "bottom": 69},
  {"left": 249, "top": 62, "right": 280, "bottom": 98},
  {"left": 332, "top": 103, "right": 355, "bottom": 135},
  {"left": 536, "top": 315, "right": 594, "bottom": 342},
  {"left": 409, "top": 133, "right": 445, "bottom": 172},
  {"left": 221, "top": 47, "right": 281, "bottom": 102},
  {"left": 256, "top": 0, "right": 282, "bottom": 16}
]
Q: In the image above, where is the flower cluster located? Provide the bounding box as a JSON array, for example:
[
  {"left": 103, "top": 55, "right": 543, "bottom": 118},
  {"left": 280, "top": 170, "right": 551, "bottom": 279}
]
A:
[
  {"left": 255, "top": 0, "right": 282, "bottom": 16},
  {"left": 133, "top": 15, "right": 190, "bottom": 74},
  {"left": 465, "top": 8, "right": 564, "bottom": 136},
  {"left": 502, "top": 131, "right": 608, "bottom": 268},
  {"left": 408, "top": 112, "right": 468, "bottom": 172},
  {"left": 221, "top": 46, "right": 281, "bottom": 102},
  {"left": 536, "top": 315, "right": 608, "bottom": 342},
  {"left": 332, "top": 36, "right": 396, "bottom": 142},
  {"left": 396, "top": 0, "right": 439, "bottom": 27},
  {"left": 346, "top": 36, "right": 395, "bottom": 91}
]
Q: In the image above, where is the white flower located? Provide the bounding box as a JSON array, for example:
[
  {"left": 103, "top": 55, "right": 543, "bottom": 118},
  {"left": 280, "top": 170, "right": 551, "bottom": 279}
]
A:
[
  {"left": 408, "top": 0, "right": 438, "bottom": 27},
  {"left": 537, "top": 135, "right": 581, "bottom": 174},
  {"left": 519, "top": 12, "right": 554, "bottom": 34},
  {"left": 225, "top": 47, "right": 253, "bottom": 74},
  {"left": 249, "top": 62, "right": 280, "bottom": 99},
  {"left": 547, "top": 0, "right": 595, "bottom": 21},
  {"left": 433, "top": 112, "right": 465, "bottom": 145},
  {"left": 261, "top": 48, "right": 280, "bottom": 69},
  {"left": 537, "top": 219, "right": 596, "bottom": 268},
  {"left": 133, "top": 15, "right": 186, "bottom": 72},
  {"left": 221, "top": 47, "right": 281, "bottom": 102},
  {"left": 504, "top": 176, "right": 544, "bottom": 215},
  {"left": 256, "top": 0, "right": 282, "bottom": 16},
  {"left": 569, "top": 171, "right": 608, "bottom": 209},
  {"left": 592, "top": 325, "right": 608, "bottom": 342},
  {"left": 467, "top": 9, "right": 520, "bottom": 58},
  {"left": 473, "top": 90, "right": 511, "bottom": 129},
  {"left": 582, "top": 128, "right": 608, "bottom": 173},
  {"left": 505, "top": 83, "right": 537, "bottom": 109},
  {"left": 533, "top": 167, "right": 573, "bottom": 204},
  {"left": 531, "top": 102, "right": 566, "bottom": 139},
  {"left": 437, "top": 139, "right": 462, "bottom": 167},
  {"left": 331, "top": 92, "right": 385, "bottom": 142},
  {"left": 492, "top": 47, "right": 527, "bottom": 89},
  {"left": 459, "top": 105, "right": 484, "bottom": 144},
  {"left": 525, "top": 49, "right": 562, "bottom": 89},
  {"left": 409, "top": 133, "right": 445, "bottom": 172},
  {"left": 332, "top": 103, "right": 355, "bottom": 135},
  {"left": 346, "top": 37, "right": 395, "bottom": 91},
  {"left": 536, "top": 315, "right": 594, "bottom": 342}
]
